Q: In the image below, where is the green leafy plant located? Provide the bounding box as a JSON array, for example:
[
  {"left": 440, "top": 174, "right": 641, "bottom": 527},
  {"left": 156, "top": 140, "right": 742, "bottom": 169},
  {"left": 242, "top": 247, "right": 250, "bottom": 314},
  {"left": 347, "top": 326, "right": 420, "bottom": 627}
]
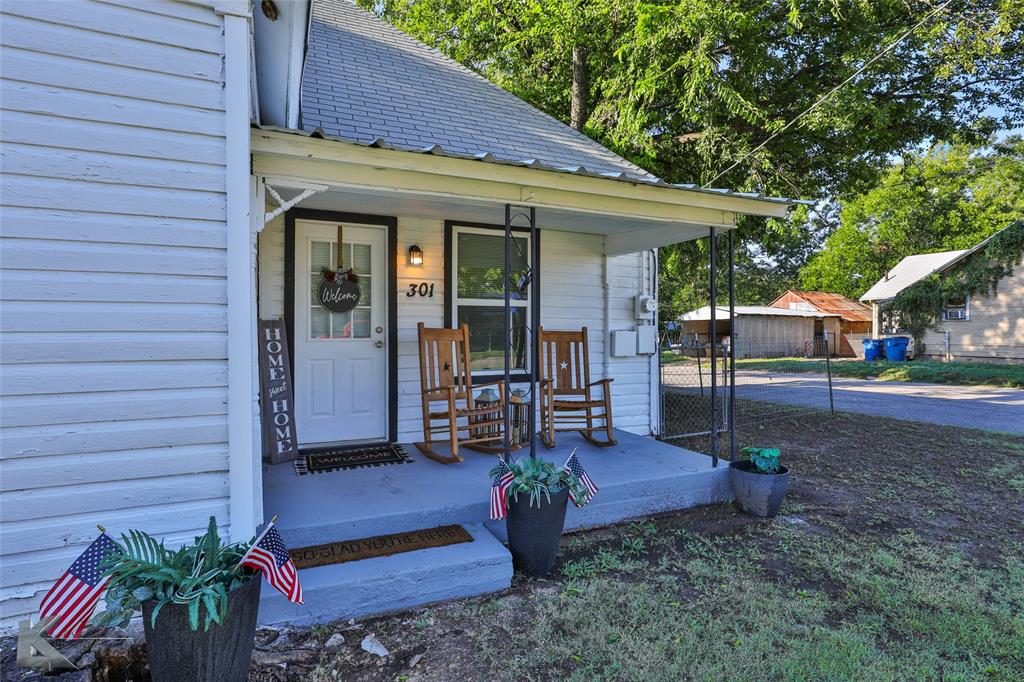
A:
[
  {"left": 95, "top": 516, "right": 255, "bottom": 631},
  {"left": 742, "top": 447, "right": 782, "bottom": 475},
  {"left": 491, "top": 457, "right": 591, "bottom": 508}
]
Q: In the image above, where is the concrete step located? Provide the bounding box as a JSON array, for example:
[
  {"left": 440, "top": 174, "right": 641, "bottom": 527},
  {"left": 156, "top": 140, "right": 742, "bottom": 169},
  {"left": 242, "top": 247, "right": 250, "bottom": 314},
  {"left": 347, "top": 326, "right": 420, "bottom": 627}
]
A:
[{"left": 258, "top": 523, "right": 512, "bottom": 626}]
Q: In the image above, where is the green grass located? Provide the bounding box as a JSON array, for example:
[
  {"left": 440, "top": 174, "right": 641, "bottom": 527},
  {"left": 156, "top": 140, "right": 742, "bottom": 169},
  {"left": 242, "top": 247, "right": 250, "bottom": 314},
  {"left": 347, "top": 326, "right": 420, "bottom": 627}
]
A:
[
  {"left": 304, "top": 414, "right": 1024, "bottom": 682},
  {"left": 465, "top": 531, "right": 1023, "bottom": 682},
  {"left": 726, "top": 357, "right": 1023, "bottom": 388}
]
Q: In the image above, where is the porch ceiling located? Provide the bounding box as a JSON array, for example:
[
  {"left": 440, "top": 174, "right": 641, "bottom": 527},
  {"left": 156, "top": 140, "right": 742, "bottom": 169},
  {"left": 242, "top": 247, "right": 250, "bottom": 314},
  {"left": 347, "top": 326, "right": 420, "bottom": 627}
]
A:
[{"left": 253, "top": 128, "right": 801, "bottom": 255}]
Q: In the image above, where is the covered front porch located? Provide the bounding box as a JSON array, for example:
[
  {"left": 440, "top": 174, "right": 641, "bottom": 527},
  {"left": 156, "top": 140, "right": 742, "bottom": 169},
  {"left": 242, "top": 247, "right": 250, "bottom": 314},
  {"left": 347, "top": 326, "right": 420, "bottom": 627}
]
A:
[
  {"left": 260, "top": 429, "right": 729, "bottom": 625},
  {"left": 247, "top": 127, "right": 797, "bottom": 625}
]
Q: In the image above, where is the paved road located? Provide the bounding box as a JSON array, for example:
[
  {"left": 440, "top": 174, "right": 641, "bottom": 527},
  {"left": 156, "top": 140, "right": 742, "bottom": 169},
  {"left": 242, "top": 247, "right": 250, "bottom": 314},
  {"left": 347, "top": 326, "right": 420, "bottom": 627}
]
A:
[{"left": 664, "top": 371, "right": 1023, "bottom": 434}]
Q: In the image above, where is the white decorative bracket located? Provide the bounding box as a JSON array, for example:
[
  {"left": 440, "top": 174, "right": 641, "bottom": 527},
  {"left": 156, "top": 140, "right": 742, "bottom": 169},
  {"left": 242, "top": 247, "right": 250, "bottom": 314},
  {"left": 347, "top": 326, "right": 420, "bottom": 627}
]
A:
[{"left": 263, "top": 178, "right": 328, "bottom": 225}]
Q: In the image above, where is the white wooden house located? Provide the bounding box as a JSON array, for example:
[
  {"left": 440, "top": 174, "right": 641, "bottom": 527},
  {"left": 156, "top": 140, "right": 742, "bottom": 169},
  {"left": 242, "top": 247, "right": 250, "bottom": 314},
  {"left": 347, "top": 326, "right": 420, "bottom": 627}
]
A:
[{"left": 0, "top": 0, "right": 801, "bottom": 628}]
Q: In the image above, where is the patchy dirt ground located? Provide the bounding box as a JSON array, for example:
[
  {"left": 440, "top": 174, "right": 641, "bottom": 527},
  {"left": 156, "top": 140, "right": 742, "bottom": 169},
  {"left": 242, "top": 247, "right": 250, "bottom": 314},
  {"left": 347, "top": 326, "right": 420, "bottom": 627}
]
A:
[
  {"left": 5, "top": 408, "right": 1023, "bottom": 681},
  {"left": 286, "top": 412, "right": 1023, "bottom": 681}
]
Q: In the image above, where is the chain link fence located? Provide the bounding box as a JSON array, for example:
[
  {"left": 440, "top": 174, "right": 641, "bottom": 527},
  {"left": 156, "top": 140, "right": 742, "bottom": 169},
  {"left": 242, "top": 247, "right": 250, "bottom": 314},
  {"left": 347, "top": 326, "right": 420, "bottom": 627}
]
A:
[{"left": 660, "top": 337, "right": 836, "bottom": 444}]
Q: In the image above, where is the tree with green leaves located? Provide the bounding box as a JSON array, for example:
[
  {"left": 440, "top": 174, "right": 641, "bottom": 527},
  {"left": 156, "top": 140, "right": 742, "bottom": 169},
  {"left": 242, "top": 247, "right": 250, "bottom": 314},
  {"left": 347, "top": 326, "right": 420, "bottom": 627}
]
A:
[
  {"left": 800, "top": 137, "right": 1024, "bottom": 299},
  {"left": 358, "top": 0, "right": 1023, "bottom": 309}
]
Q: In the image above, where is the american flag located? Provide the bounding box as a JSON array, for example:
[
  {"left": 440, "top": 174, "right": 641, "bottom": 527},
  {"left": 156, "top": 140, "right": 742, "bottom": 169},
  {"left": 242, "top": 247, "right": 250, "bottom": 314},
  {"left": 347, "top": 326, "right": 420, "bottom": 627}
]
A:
[
  {"left": 239, "top": 523, "right": 303, "bottom": 604},
  {"left": 490, "top": 459, "right": 515, "bottom": 520},
  {"left": 563, "top": 450, "right": 598, "bottom": 506},
  {"left": 39, "top": 533, "right": 117, "bottom": 640}
]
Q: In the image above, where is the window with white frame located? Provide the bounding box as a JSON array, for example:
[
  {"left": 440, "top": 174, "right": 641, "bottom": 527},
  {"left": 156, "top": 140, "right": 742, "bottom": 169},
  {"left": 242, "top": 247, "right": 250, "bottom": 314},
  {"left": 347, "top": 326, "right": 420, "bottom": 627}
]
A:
[
  {"left": 942, "top": 295, "right": 969, "bottom": 321},
  {"left": 450, "top": 226, "right": 532, "bottom": 374}
]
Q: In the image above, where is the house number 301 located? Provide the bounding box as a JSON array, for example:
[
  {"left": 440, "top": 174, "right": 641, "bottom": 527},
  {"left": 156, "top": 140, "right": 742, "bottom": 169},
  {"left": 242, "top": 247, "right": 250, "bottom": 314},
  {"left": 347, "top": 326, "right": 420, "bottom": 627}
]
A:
[{"left": 406, "top": 282, "right": 435, "bottom": 297}]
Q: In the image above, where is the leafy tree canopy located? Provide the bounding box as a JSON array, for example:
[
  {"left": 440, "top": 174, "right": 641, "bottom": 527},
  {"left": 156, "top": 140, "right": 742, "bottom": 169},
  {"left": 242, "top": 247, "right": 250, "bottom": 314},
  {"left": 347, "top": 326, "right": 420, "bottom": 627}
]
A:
[
  {"left": 358, "top": 0, "right": 1023, "bottom": 311},
  {"left": 800, "top": 136, "right": 1024, "bottom": 299}
]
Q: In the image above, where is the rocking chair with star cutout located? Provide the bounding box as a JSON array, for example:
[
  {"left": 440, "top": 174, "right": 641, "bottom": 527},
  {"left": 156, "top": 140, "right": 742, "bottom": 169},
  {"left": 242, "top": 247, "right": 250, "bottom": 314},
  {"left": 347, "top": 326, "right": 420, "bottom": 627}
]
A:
[
  {"left": 415, "top": 322, "right": 508, "bottom": 464},
  {"left": 539, "top": 326, "right": 616, "bottom": 448}
]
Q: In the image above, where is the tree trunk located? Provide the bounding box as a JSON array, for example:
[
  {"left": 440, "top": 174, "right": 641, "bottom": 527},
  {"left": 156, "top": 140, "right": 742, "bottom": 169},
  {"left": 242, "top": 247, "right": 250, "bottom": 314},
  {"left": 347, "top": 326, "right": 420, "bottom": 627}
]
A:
[{"left": 570, "top": 44, "right": 589, "bottom": 131}]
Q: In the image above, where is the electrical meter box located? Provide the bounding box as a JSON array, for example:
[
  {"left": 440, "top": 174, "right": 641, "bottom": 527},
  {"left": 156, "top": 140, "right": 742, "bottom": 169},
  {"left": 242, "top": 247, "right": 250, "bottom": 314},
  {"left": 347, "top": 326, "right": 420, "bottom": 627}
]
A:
[
  {"left": 634, "top": 295, "right": 658, "bottom": 321},
  {"left": 636, "top": 325, "right": 657, "bottom": 354},
  {"left": 611, "top": 330, "right": 637, "bottom": 357}
]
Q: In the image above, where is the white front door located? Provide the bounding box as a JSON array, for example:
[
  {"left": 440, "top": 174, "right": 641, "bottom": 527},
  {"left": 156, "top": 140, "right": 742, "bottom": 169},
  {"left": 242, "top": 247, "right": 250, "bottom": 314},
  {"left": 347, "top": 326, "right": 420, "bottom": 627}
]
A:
[{"left": 293, "top": 220, "right": 388, "bottom": 446}]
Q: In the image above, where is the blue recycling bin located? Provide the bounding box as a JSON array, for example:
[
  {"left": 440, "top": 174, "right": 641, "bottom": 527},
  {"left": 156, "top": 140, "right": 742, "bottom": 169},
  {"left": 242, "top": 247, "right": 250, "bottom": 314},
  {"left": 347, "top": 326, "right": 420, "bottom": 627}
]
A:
[
  {"left": 862, "top": 338, "right": 883, "bottom": 361},
  {"left": 883, "top": 336, "right": 910, "bottom": 362}
]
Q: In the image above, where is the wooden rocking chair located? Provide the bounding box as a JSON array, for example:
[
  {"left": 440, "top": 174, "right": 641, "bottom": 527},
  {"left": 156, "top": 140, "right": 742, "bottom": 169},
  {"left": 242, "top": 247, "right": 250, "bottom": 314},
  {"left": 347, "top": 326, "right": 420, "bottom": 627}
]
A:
[
  {"left": 416, "top": 322, "right": 507, "bottom": 464},
  {"left": 539, "top": 326, "right": 616, "bottom": 448}
]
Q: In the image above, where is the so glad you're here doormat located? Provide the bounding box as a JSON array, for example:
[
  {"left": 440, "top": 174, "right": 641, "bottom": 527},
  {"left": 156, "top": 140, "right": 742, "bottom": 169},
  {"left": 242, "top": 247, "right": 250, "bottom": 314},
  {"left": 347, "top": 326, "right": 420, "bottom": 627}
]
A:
[{"left": 289, "top": 525, "right": 474, "bottom": 569}]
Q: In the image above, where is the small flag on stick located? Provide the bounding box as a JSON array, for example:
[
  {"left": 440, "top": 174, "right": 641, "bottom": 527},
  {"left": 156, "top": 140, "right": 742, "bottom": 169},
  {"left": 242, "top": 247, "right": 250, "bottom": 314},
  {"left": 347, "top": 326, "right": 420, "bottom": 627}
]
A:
[
  {"left": 38, "top": 532, "right": 118, "bottom": 640},
  {"left": 239, "top": 521, "right": 303, "bottom": 604},
  {"left": 563, "top": 449, "right": 598, "bottom": 507},
  {"left": 490, "top": 459, "right": 515, "bottom": 520}
]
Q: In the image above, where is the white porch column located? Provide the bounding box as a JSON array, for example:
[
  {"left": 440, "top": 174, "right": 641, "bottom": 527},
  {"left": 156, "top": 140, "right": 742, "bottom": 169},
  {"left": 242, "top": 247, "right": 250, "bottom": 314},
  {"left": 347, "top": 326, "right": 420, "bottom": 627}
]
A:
[{"left": 221, "top": 3, "right": 260, "bottom": 540}]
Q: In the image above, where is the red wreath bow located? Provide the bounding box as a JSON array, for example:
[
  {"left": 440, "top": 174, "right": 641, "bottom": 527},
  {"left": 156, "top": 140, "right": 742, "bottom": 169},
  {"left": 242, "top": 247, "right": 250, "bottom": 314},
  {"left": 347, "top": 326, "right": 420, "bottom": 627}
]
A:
[{"left": 321, "top": 268, "right": 359, "bottom": 283}]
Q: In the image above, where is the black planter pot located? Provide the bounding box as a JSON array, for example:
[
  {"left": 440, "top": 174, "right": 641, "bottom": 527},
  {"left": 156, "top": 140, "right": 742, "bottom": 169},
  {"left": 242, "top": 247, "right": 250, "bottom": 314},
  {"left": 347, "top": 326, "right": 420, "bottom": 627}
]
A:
[
  {"left": 729, "top": 460, "right": 790, "bottom": 518},
  {"left": 505, "top": 487, "right": 570, "bottom": 576},
  {"left": 141, "top": 575, "right": 261, "bottom": 682}
]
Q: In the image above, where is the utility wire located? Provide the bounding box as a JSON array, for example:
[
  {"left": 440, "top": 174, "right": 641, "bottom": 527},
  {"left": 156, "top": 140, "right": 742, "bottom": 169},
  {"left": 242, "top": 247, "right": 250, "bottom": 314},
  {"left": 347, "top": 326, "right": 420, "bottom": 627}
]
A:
[{"left": 706, "top": 0, "right": 954, "bottom": 188}]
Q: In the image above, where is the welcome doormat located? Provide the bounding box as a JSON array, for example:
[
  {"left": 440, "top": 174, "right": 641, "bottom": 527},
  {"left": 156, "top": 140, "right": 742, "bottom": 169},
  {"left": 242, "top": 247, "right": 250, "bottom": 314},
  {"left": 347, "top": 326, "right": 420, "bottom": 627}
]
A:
[
  {"left": 289, "top": 525, "right": 474, "bottom": 569},
  {"left": 293, "top": 443, "right": 413, "bottom": 475}
]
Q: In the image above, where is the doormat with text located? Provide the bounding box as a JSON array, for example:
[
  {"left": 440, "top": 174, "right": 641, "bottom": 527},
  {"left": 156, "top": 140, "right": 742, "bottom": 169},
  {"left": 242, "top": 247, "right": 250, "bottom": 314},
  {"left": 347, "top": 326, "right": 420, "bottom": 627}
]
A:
[
  {"left": 293, "top": 443, "right": 413, "bottom": 475},
  {"left": 289, "top": 525, "right": 474, "bottom": 569}
]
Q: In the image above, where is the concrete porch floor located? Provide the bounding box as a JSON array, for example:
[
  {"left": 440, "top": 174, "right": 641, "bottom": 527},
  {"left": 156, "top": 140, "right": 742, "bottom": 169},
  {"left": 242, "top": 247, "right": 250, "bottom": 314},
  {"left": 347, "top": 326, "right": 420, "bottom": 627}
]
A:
[
  {"left": 259, "top": 429, "right": 731, "bottom": 625},
  {"left": 263, "top": 428, "right": 731, "bottom": 548}
]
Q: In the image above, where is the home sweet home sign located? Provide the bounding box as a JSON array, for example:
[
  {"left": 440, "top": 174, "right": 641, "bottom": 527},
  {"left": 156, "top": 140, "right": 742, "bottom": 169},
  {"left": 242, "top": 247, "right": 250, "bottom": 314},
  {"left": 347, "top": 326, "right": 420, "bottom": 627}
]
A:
[{"left": 258, "top": 319, "right": 298, "bottom": 463}]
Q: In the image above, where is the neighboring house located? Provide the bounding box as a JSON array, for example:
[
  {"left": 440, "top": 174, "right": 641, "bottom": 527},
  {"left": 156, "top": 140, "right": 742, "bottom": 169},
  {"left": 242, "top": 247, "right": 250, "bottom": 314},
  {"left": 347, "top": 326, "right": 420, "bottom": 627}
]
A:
[
  {"left": 0, "top": 0, "right": 800, "bottom": 628},
  {"left": 860, "top": 226, "right": 1024, "bottom": 363},
  {"left": 769, "top": 290, "right": 872, "bottom": 357},
  {"left": 679, "top": 306, "right": 841, "bottom": 358}
]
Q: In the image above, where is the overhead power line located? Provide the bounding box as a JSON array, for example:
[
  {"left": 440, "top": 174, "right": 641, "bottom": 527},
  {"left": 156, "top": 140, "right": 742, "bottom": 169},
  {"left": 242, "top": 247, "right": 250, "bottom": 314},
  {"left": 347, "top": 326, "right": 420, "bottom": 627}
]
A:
[{"left": 706, "top": 0, "right": 954, "bottom": 188}]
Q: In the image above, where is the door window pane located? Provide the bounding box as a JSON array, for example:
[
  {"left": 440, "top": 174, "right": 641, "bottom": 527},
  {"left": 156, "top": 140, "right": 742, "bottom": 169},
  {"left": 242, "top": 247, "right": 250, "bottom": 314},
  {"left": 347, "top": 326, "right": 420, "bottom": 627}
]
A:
[
  {"left": 309, "top": 238, "right": 373, "bottom": 340},
  {"left": 310, "top": 307, "right": 331, "bottom": 339},
  {"left": 352, "top": 243, "right": 371, "bottom": 274}
]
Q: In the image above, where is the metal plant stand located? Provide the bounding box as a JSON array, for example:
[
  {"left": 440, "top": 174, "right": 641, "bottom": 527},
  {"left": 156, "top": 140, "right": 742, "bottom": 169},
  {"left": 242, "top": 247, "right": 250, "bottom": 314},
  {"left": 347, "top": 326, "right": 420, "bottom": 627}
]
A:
[{"left": 503, "top": 204, "right": 539, "bottom": 460}]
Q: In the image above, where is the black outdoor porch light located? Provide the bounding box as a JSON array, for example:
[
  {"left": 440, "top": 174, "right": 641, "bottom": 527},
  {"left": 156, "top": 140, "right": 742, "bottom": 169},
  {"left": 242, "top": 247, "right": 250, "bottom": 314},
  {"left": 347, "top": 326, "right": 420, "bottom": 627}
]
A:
[{"left": 408, "top": 243, "right": 424, "bottom": 266}]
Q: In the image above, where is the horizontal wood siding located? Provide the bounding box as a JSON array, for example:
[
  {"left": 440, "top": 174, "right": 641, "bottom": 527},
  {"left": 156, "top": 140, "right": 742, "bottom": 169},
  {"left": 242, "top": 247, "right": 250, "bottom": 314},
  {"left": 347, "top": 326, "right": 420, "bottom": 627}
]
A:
[
  {"left": 920, "top": 258, "right": 1024, "bottom": 363},
  {"left": 257, "top": 215, "right": 657, "bottom": 445},
  {"left": 0, "top": 0, "right": 229, "bottom": 626},
  {"left": 605, "top": 251, "right": 656, "bottom": 433}
]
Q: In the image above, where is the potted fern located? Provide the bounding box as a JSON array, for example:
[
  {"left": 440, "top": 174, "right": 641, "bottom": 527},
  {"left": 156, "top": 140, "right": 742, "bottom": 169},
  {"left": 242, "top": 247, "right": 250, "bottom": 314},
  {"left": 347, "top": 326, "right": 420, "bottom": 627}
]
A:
[
  {"left": 729, "top": 447, "right": 790, "bottom": 518},
  {"left": 492, "top": 457, "right": 593, "bottom": 576},
  {"left": 96, "top": 517, "right": 260, "bottom": 682}
]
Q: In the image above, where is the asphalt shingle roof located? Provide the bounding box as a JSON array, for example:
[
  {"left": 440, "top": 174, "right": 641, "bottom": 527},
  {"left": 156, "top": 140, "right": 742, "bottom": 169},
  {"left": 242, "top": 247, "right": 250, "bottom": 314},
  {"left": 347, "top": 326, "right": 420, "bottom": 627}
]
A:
[{"left": 301, "top": 0, "right": 656, "bottom": 181}]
